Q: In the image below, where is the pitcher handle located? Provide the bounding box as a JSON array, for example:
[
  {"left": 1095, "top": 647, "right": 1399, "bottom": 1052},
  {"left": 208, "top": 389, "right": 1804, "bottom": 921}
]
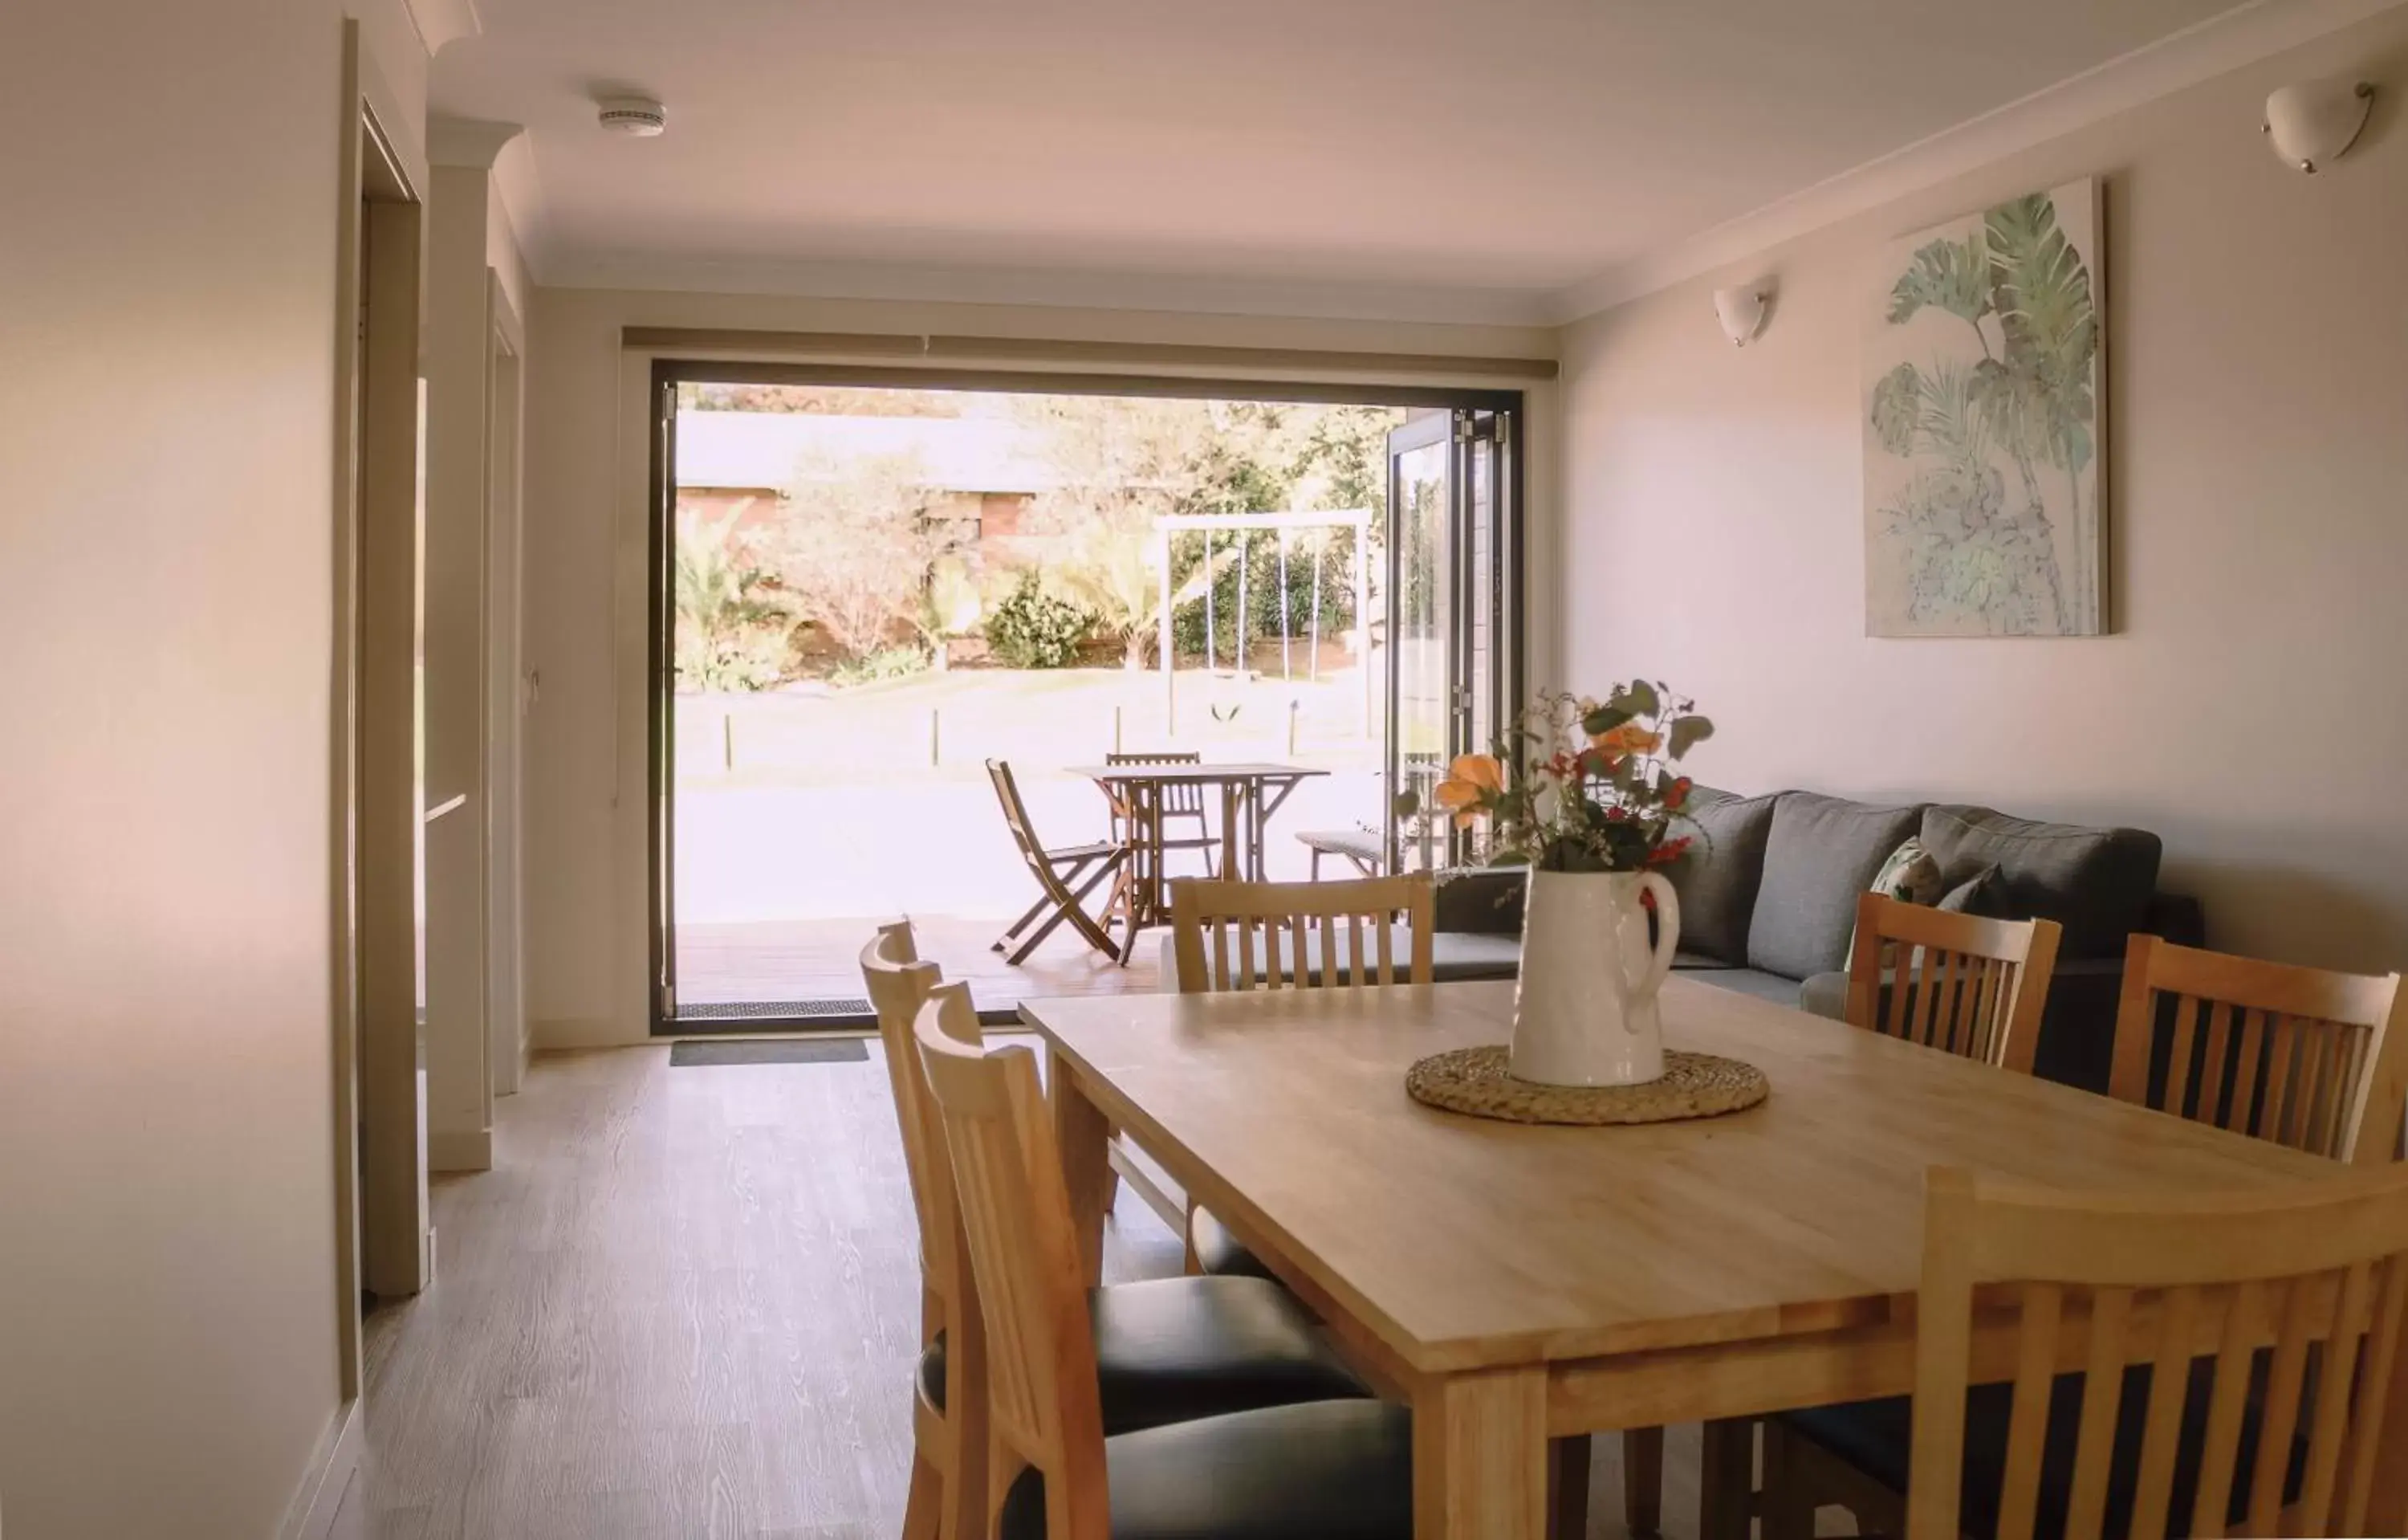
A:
[{"left": 1636, "top": 871, "right": 1681, "bottom": 1002}]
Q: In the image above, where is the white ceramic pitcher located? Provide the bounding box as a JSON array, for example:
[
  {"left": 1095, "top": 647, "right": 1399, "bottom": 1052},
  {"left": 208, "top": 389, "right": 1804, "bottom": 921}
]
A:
[{"left": 1508, "top": 869, "right": 1681, "bottom": 1087}]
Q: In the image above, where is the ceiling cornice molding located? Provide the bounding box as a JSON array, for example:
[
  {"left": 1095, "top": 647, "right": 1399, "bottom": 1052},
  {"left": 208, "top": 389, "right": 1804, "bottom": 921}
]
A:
[
  {"left": 1548, "top": 0, "right": 2408, "bottom": 323},
  {"left": 403, "top": 0, "right": 482, "bottom": 55},
  {"left": 426, "top": 116, "right": 522, "bottom": 169},
  {"left": 543, "top": 251, "right": 1561, "bottom": 329}
]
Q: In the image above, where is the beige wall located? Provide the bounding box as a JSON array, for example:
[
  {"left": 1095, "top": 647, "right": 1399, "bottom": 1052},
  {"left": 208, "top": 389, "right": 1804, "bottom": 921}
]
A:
[
  {"left": 0, "top": 2, "right": 427, "bottom": 1534},
  {"left": 523, "top": 287, "right": 1560, "bottom": 1044},
  {"left": 1558, "top": 11, "right": 2408, "bottom": 973}
]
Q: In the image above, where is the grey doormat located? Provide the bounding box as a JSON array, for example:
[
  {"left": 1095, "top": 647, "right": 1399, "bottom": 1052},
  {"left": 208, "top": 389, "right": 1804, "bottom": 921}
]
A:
[
  {"left": 678, "top": 997, "right": 874, "bottom": 1021},
  {"left": 669, "top": 1039, "right": 871, "bottom": 1067}
]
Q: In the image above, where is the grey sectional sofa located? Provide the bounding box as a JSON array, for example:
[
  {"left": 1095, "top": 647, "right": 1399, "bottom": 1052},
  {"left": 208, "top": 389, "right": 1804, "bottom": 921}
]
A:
[{"left": 1426, "top": 788, "right": 2203, "bottom": 1095}]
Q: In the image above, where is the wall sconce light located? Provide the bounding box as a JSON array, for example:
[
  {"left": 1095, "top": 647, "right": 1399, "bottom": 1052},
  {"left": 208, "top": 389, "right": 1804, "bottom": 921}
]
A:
[
  {"left": 1713, "top": 285, "right": 1768, "bottom": 347},
  {"left": 2264, "top": 79, "right": 2373, "bottom": 172}
]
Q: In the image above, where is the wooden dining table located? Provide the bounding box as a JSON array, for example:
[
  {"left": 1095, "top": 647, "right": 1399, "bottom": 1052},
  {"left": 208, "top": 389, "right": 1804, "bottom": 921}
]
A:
[
  {"left": 1019, "top": 976, "right": 2408, "bottom": 1539},
  {"left": 1064, "top": 760, "right": 1326, "bottom": 928}
]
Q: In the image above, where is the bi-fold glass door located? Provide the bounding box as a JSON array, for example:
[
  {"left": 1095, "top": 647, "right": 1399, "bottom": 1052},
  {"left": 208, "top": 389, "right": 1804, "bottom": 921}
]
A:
[
  {"left": 644, "top": 365, "right": 1519, "bottom": 1032},
  {"left": 1386, "top": 407, "right": 1516, "bottom": 872}
]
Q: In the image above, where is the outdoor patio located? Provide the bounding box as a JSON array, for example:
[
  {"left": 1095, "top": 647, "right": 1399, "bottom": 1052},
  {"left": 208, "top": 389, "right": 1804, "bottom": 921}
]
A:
[{"left": 669, "top": 665, "right": 1388, "bottom": 1016}]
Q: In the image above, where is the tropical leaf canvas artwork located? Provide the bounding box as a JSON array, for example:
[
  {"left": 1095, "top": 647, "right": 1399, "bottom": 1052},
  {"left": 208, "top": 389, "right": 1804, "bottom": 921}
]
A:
[{"left": 1864, "top": 179, "right": 2106, "bottom": 636}]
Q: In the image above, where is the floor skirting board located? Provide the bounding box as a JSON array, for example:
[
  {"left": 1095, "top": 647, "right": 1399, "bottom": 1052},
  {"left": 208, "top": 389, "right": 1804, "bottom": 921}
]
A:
[{"left": 278, "top": 1398, "right": 361, "bottom": 1540}]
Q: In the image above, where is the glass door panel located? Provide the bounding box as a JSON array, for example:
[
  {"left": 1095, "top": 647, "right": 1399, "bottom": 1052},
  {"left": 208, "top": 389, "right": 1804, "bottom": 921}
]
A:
[{"left": 1386, "top": 411, "right": 1454, "bottom": 873}]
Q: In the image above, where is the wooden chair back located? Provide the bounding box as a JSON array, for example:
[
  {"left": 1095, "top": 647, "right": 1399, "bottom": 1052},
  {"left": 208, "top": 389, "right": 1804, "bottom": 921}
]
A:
[
  {"left": 986, "top": 759, "right": 1053, "bottom": 874},
  {"left": 1845, "top": 894, "right": 2062, "bottom": 1074},
  {"left": 1907, "top": 1162, "right": 2408, "bottom": 1540},
  {"left": 913, "top": 995, "right": 1109, "bottom": 1539},
  {"left": 1169, "top": 874, "right": 1434, "bottom": 992},
  {"left": 2108, "top": 935, "right": 2408, "bottom": 1165},
  {"left": 859, "top": 921, "right": 951, "bottom": 1302},
  {"left": 1107, "top": 749, "right": 1205, "bottom": 818}
]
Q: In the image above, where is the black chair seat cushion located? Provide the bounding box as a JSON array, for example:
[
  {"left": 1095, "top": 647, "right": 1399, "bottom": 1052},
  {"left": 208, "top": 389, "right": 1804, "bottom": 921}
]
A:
[
  {"left": 999, "top": 1398, "right": 1413, "bottom": 1539},
  {"left": 1782, "top": 1358, "right": 2308, "bottom": 1540},
  {"left": 918, "top": 1275, "right": 1365, "bottom": 1437},
  {"left": 1191, "top": 1207, "right": 1278, "bottom": 1282}
]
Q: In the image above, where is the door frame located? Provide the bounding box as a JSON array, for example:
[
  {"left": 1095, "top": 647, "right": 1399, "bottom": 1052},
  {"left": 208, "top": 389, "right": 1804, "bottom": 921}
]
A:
[
  {"left": 641, "top": 359, "right": 1523, "bottom": 1035},
  {"left": 331, "top": 22, "right": 430, "bottom": 1355}
]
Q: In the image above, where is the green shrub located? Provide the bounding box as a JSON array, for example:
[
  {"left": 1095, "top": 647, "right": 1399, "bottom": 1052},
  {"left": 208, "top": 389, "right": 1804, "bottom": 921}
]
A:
[{"left": 984, "top": 572, "right": 1095, "bottom": 669}]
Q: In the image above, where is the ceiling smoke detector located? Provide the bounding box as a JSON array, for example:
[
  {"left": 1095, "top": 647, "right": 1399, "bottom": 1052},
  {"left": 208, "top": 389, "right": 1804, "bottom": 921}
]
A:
[{"left": 597, "top": 96, "right": 667, "bottom": 137}]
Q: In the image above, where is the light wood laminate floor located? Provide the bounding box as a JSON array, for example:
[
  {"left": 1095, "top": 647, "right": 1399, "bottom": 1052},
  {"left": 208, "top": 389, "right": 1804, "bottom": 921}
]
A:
[{"left": 334, "top": 1043, "right": 1716, "bottom": 1539}]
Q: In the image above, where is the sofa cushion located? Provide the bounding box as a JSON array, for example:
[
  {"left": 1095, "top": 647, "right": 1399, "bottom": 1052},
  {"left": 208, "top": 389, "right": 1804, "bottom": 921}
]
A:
[
  {"left": 1746, "top": 793, "right": 1923, "bottom": 980},
  {"left": 1662, "top": 786, "right": 1779, "bottom": 966},
  {"left": 1918, "top": 806, "right": 2162, "bottom": 959}
]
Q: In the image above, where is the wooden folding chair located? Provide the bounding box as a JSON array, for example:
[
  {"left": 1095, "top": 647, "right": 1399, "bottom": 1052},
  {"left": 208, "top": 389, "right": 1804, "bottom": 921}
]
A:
[
  {"left": 986, "top": 759, "right": 1126, "bottom": 964},
  {"left": 2108, "top": 935, "right": 2408, "bottom": 1164}
]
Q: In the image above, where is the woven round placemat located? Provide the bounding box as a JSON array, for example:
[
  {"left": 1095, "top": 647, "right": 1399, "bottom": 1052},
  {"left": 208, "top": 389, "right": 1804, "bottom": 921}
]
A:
[{"left": 1405, "top": 1045, "right": 1769, "bottom": 1126}]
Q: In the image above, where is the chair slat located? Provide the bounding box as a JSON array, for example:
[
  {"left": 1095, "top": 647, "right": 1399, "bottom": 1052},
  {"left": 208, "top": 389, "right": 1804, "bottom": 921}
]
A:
[
  {"left": 2248, "top": 1273, "right": 2323, "bottom": 1534},
  {"left": 2063, "top": 1285, "right": 2133, "bottom": 1539},
  {"left": 1995, "top": 1281, "right": 2061, "bottom": 1540},
  {"left": 2166, "top": 993, "right": 2203, "bottom": 1121},
  {"left": 2194, "top": 1277, "right": 2266, "bottom": 1539},
  {"left": 2199, "top": 1000, "right": 2235, "bottom": 1129},
  {"left": 2228, "top": 1010, "right": 2268, "bottom": 1149},
  {"left": 2341, "top": 1253, "right": 2408, "bottom": 1534},
  {"left": 2127, "top": 1284, "right": 2202, "bottom": 1540},
  {"left": 2299, "top": 1261, "right": 2376, "bottom": 1533}
]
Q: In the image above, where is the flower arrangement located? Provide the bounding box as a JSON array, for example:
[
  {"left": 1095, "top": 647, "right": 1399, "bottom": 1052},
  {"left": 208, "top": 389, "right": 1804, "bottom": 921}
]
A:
[{"left": 1409, "top": 680, "right": 1714, "bottom": 874}]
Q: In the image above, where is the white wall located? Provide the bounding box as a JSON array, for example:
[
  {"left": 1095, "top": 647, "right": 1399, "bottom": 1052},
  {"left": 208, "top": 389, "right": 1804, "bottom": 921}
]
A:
[
  {"left": 0, "top": 2, "right": 427, "bottom": 1534},
  {"left": 522, "top": 287, "right": 1560, "bottom": 1045},
  {"left": 1558, "top": 11, "right": 2408, "bottom": 972}
]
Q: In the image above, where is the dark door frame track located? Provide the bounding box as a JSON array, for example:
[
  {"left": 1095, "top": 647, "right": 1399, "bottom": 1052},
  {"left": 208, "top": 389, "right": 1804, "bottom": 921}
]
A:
[{"left": 645, "top": 358, "right": 1525, "bottom": 1036}]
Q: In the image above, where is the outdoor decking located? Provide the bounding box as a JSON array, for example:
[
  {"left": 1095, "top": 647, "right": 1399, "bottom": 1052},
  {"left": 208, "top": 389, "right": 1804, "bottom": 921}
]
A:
[{"left": 676, "top": 913, "right": 1165, "bottom": 1019}]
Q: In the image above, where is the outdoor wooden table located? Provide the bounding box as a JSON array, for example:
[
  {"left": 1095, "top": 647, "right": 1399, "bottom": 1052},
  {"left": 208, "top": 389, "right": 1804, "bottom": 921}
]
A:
[
  {"left": 1065, "top": 761, "right": 1326, "bottom": 927},
  {"left": 1019, "top": 976, "right": 2405, "bottom": 1540}
]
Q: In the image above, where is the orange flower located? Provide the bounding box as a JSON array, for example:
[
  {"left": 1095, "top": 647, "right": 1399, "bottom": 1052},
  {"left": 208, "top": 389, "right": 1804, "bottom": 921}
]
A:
[
  {"left": 1433, "top": 754, "right": 1503, "bottom": 828},
  {"left": 1592, "top": 722, "right": 1662, "bottom": 756}
]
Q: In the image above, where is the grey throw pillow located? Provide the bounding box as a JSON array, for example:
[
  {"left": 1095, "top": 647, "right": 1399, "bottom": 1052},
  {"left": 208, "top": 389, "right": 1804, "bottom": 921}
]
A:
[
  {"left": 1747, "top": 792, "right": 1923, "bottom": 980},
  {"left": 1662, "top": 786, "right": 1779, "bottom": 966},
  {"left": 1936, "top": 862, "right": 2002, "bottom": 915}
]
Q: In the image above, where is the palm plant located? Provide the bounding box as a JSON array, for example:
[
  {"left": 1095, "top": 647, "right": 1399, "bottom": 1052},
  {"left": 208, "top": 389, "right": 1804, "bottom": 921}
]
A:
[{"left": 673, "top": 503, "right": 789, "bottom": 691}]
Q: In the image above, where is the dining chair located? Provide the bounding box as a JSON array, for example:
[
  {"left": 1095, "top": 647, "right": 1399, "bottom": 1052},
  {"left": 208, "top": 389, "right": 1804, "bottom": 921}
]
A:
[
  {"left": 986, "top": 759, "right": 1127, "bottom": 964},
  {"left": 1157, "top": 874, "right": 1437, "bottom": 1277},
  {"left": 862, "top": 929, "right": 1374, "bottom": 1540},
  {"left": 1168, "top": 873, "right": 1434, "bottom": 992},
  {"left": 1845, "top": 892, "right": 2064, "bottom": 1073},
  {"left": 1699, "top": 894, "right": 2067, "bottom": 1538},
  {"left": 909, "top": 992, "right": 1413, "bottom": 1540},
  {"left": 1769, "top": 1162, "right": 2408, "bottom": 1540},
  {"left": 2106, "top": 935, "right": 2408, "bottom": 1165},
  {"left": 1104, "top": 749, "right": 1219, "bottom": 877}
]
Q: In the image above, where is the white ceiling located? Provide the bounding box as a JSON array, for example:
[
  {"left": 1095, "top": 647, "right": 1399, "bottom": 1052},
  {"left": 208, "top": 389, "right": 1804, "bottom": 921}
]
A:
[{"left": 429, "top": 0, "right": 2273, "bottom": 320}]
